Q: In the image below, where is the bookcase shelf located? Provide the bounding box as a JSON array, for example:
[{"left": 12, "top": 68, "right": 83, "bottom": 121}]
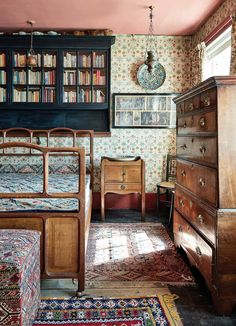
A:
[{"left": 0, "top": 35, "right": 115, "bottom": 131}]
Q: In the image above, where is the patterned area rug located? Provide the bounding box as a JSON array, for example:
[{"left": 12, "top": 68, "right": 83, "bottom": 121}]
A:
[
  {"left": 86, "top": 223, "right": 194, "bottom": 286},
  {"left": 33, "top": 294, "right": 182, "bottom": 325}
]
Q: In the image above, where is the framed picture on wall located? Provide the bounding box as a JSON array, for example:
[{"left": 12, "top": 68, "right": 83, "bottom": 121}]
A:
[{"left": 112, "top": 93, "right": 179, "bottom": 128}]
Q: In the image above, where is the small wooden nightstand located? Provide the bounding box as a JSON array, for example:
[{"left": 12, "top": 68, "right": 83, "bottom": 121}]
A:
[{"left": 101, "top": 156, "right": 145, "bottom": 221}]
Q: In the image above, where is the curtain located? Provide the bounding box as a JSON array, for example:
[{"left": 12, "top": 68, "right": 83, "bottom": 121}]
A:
[
  {"left": 230, "top": 12, "right": 236, "bottom": 75},
  {"left": 191, "top": 41, "right": 206, "bottom": 86}
]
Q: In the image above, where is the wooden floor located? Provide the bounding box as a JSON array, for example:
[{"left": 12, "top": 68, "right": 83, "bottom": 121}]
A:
[{"left": 41, "top": 209, "right": 236, "bottom": 325}]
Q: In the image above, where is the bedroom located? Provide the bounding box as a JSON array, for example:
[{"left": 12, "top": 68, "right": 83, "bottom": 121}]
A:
[{"left": 0, "top": 0, "right": 236, "bottom": 325}]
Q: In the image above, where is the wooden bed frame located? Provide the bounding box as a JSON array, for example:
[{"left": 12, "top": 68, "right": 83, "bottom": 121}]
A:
[{"left": 0, "top": 128, "right": 94, "bottom": 294}]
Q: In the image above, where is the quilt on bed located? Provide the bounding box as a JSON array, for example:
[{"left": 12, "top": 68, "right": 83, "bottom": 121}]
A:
[{"left": 0, "top": 173, "right": 90, "bottom": 211}]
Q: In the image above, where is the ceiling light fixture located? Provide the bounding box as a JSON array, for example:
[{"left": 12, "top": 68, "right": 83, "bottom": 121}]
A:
[
  {"left": 137, "top": 5, "right": 166, "bottom": 90},
  {"left": 27, "top": 20, "right": 37, "bottom": 68}
]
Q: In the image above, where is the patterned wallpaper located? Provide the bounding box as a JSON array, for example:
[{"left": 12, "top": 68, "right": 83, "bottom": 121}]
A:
[
  {"left": 5, "top": 0, "right": 234, "bottom": 194},
  {"left": 93, "top": 35, "right": 192, "bottom": 192}
]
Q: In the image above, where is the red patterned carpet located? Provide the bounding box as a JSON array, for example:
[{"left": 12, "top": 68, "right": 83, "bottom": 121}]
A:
[{"left": 86, "top": 223, "right": 194, "bottom": 286}]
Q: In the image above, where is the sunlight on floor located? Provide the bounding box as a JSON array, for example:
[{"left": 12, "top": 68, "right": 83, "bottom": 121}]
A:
[
  {"left": 94, "top": 235, "right": 129, "bottom": 264},
  {"left": 134, "top": 231, "right": 166, "bottom": 253},
  {"left": 93, "top": 231, "right": 167, "bottom": 265}
]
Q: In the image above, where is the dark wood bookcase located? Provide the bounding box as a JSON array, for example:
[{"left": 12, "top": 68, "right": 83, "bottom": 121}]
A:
[{"left": 0, "top": 35, "right": 115, "bottom": 132}]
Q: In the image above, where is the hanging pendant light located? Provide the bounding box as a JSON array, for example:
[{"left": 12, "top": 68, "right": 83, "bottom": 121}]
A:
[
  {"left": 137, "top": 5, "right": 166, "bottom": 90},
  {"left": 27, "top": 20, "right": 37, "bottom": 68}
]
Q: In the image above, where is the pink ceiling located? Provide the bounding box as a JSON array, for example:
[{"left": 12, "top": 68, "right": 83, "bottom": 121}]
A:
[{"left": 0, "top": 0, "right": 224, "bottom": 35}]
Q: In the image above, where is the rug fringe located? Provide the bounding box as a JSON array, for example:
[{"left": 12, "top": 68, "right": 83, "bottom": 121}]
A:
[{"left": 158, "top": 293, "right": 183, "bottom": 326}]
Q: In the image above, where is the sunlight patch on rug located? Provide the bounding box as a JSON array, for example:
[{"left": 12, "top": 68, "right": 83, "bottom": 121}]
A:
[{"left": 86, "top": 223, "right": 195, "bottom": 286}]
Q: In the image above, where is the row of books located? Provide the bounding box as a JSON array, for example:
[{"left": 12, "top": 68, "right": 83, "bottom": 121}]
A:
[
  {"left": 13, "top": 88, "right": 41, "bottom": 102},
  {"left": 0, "top": 53, "right": 6, "bottom": 67},
  {"left": 78, "top": 54, "right": 91, "bottom": 68},
  {"left": 93, "top": 89, "right": 105, "bottom": 103},
  {"left": 79, "top": 89, "right": 91, "bottom": 103},
  {"left": 44, "top": 71, "right": 56, "bottom": 85},
  {"left": 28, "top": 71, "right": 41, "bottom": 84},
  {"left": 13, "top": 70, "right": 56, "bottom": 85},
  {"left": 13, "top": 89, "right": 27, "bottom": 102},
  {"left": 63, "top": 53, "right": 77, "bottom": 68},
  {"left": 13, "top": 71, "right": 26, "bottom": 84},
  {"left": 63, "top": 89, "right": 105, "bottom": 103},
  {"left": 43, "top": 88, "right": 55, "bottom": 103},
  {"left": 79, "top": 71, "right": 91, "bottom": 85},
  {"left": 93, "top": 70, "right": 106, "bottom": 85},
  {"left": 0, "top": 87, "right": 6, "bottom": 102},
  {"left": 63, "top": 70, "right": 76, "bottom": 85},
  {"left": 63, "top": 90, "right": 77, "bottom": 103},
  {"left": 13, "top": 53, "right": 56, "bottom": 68},
  {"left": 43, "top": 54, "right": 56, "bottom": 68},
  {"left": 93, "top": 53, "right": 105, "bottom": 68},
  {"left": 63, "top": 52, "right": 105, "bottom": 68},
  {"left": 0, "top": 70, "right": 6, "bottom": 84}
]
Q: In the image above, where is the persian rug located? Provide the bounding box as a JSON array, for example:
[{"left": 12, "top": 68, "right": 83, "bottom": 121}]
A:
[
  {"left": 86, "top": 223, "right": 194, "bottom": 286},
  {"left": 33, "top": 294, "right": 182, "bottom": 326}
]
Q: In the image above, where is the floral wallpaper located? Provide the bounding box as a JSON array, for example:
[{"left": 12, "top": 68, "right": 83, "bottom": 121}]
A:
[
  {"left": 93, "top": 35, "right": 192, "bottom": 192},
  {"left": 5, "top": 0, "right": 235, "bottom": 194}
]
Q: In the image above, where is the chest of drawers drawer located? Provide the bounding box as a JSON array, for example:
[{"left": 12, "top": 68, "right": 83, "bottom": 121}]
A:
[
  {"left": 178, "top": 110, "right": 216, "bottom": 135},
  {"left": 173, "top": 210, "right": 213, "bottom": 285},
  {"left": 176, "top": 159, "right": 218, "bottom": 206},
  {"left": 177, "top": 136, "right": 217, "bottom": 166},
  {"left": 175, "top": 185, "right": 216, "bottom": 245}
]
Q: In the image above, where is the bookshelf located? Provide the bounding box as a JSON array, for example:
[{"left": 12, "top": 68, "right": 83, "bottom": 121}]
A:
[
  {"left": 62, "top": 50, "right": 106, "bottom": 104},
  {"left": 0, "top": 52, "right": 7, "bottom": 103},
  {"left": 0, "top": 35, "right": 115, "bottom": 132},
  {"left": 12, "top": 50, "right": 56, "bottom": 103}
]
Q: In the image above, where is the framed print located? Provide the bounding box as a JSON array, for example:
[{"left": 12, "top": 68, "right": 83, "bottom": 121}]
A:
[{"left": 112, "top": 93, "right": 179, "bottom": 128}]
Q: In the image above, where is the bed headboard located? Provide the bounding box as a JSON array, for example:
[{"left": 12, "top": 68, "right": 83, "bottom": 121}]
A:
[{"left": 0, "top": 127, "right": 94, "bottom": 184}]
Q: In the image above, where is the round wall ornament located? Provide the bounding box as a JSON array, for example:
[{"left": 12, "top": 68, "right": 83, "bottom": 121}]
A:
[{"left": 137, "top": 60, "right": 166, "bottom": 90}]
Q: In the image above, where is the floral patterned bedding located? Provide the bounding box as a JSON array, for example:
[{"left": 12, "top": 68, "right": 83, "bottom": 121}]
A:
[{"left": 0, "top": 173, "right": 90, "bottom": 212}]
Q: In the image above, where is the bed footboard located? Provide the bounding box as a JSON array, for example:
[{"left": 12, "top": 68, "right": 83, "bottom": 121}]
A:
[{"left": 0, "top": 129, "right": 94, "bottom": 293}]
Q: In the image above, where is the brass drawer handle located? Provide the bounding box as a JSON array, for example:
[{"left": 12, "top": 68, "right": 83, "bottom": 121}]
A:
[
  {"left": 199, "top": 177, "right": 206, "bottom": 187},
  {"left": 120, "top": 184, "right": 126, "bottom": 190},
  {"left": 197, "top": 214, "right": 204, "bottom": 224},
  {"left": 183, "top": 121, "right": 187, "bottom": 128},
  {"left": 122, "top": 172, "right": 126, "bottom": 176},
  {"left": 179, "top": 199, "right": 184, "bottom": 207},
  {"left": 199, "top": 145, "right": 206, "bottom": 154},
  {"left": 203, "top": 96, "right": 210, "bottom": 106},
  {"left": 178, "top": 224, "right": 182, "bottom": 232},
  {"left": 199, "top": 117, "right": 206, "bottom": 127},
  {"left": 181, "top": 170, "right": 186, "bottom": 176},
  {"left": 180, "top": 144, "right": 187, "bottom": 150},
  {"left": 196, "top": 246, "right": 202, "bottom": 256},
  {"left": 188, "top": 103, "right": 194, "bottom": 110}
]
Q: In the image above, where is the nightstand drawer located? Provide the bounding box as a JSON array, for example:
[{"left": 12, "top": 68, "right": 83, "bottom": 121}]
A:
[
  {"left": 176, "top": 159, "right": 217, "bottom": 206},
  {"left": 104, "top": 183, "right": 141, "bottom": 192}
]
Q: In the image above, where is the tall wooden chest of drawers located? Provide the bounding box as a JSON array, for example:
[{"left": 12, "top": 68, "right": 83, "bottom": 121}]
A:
[{"left": 173, "top": 76, "right": 236, "bottom": 315}]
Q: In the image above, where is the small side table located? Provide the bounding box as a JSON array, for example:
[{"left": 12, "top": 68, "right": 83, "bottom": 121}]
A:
[{"left": 101, "top": 156, "right": 145, "bottom": 221}]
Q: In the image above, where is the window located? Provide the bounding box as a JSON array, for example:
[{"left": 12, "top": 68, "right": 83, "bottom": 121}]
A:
[{"left": 203, "top": 26, "right": 232, "bottom": 80}]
